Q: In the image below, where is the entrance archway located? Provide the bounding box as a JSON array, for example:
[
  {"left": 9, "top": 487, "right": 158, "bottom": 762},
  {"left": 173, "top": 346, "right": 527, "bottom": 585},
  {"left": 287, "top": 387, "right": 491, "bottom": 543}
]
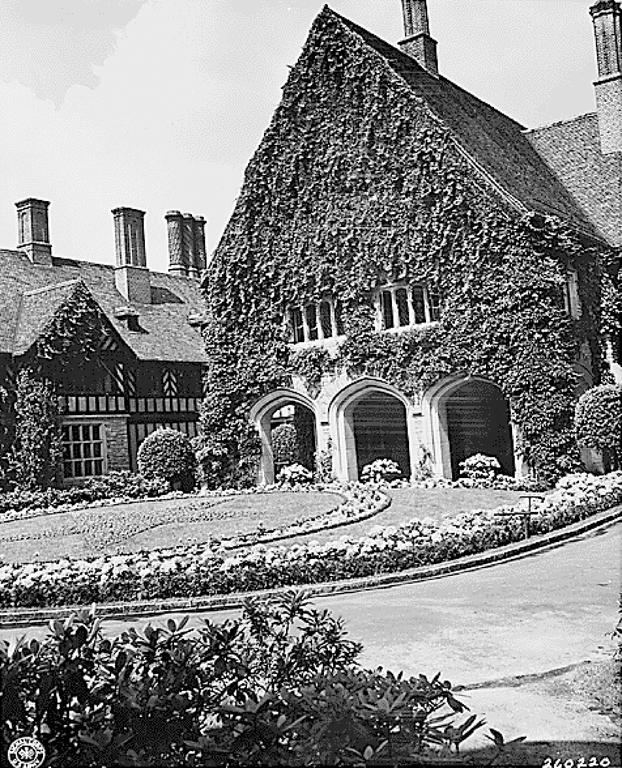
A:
[
  {"left": 250, "top": 389, "right": 318, "bottom": 485},
  {"left": 329, "top": 378, "right": 418, "bottom": 482},
  {"left": 352, "top": 392, "right": 410, "bottom": 478},
  {"left": 446, "top": 380, "right": 515, "bottom": 478},
  {"left": 424, "top": 376, "right": 516, "bottom": 479}
]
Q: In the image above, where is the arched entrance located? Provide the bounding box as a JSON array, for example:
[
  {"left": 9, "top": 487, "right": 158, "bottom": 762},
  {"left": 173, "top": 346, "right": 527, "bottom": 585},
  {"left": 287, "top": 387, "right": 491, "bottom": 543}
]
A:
[
  {"left": 446, "top": 380, "right": 515, "bottom": 478},
  {"left": 250, "top": 390, "right": 318, "bottom": 485},
  {"left": 424, "top": 376, "right": 518, "bottom": 480},
  {"left": 352, "top": 392, "right": 410, "bottom": 478},
  {"left": 329, "top": 378, "right": 418, "bottom": 482}
]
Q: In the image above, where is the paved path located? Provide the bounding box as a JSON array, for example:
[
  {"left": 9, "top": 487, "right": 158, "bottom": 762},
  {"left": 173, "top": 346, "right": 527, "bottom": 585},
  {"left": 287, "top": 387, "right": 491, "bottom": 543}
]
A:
[{"left": 3, "top": 523, "right": 620, "bottom": 757}]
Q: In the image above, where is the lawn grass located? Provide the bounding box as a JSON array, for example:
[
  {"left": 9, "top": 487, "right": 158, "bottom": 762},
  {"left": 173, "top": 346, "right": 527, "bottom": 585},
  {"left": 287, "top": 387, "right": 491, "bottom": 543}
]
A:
[
  {"left": 280, "top": 487, "right": 526, "bottom": 546},
  {"left": 0, "top": 492, "right": 343, "bottom": 564}
]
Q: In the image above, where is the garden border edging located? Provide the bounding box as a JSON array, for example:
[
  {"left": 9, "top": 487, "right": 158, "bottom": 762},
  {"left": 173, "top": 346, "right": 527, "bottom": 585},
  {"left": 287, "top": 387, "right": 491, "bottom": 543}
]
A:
[{"left": 2, "top": 504, "right": 620, "bottom": 628}]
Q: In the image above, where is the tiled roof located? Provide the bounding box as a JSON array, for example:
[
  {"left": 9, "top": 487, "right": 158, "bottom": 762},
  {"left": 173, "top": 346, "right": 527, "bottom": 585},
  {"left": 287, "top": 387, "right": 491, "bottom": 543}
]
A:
[
  {"left": 330, "top": 9, "right": 600, "bottom": 241},
  {"left": 0, "top": 250, "right": 207, "bottom": 362},
  {"left": 527, "top": 114, "right": 622, "bottom": 248}
]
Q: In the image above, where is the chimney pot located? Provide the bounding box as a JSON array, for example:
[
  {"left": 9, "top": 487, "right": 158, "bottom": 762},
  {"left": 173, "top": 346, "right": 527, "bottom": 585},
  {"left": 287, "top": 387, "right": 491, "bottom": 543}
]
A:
[{"left": 15, "top": 198, "right": 53, "bottom": 265}]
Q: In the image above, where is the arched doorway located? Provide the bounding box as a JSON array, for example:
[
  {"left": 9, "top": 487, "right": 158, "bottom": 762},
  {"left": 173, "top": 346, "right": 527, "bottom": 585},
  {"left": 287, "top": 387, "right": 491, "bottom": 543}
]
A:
[
  {"left": 249, "top": 389, "right": 318, "bottom": 485},
  {"left": 445, "top": 380, "right": 515, "bottom": 479},
  {"left": 423, "top": 376, "right": 519, "bottom": 480},
  {"left": 329, "top": 378, "right": 418, "bottom": 482},
  {"left": 270, "top": 404, "right": 316, "bottom": 478},
  {"left": 352, "top": 392, "right": 410, "bottom": 478}
]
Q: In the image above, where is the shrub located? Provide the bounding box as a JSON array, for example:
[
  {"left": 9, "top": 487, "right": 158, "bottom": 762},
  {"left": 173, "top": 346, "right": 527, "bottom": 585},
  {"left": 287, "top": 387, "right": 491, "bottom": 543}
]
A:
[
  {"left": 277, "top": 463, "right": 313, "bottom": 486},
  {"left": 361, "top": 458, "right": 402, "bottom": 484},
  {"left": 0, "top": 593, "right": 512, "bottom": 766},
  {"left": 575, "top": 384, "right": 622, "bottom": 472},
  {"left": 138, "top": 428, "right": 197, "bottom": 492},
  {"left": 459, "top": 454, "right": 501, "bottom": 485},
  {"left": 271, "top": 423, "right": 299, "bottom": 466},
  {"left": 10, "top": 370, "right": 63, "bottom": 490}
]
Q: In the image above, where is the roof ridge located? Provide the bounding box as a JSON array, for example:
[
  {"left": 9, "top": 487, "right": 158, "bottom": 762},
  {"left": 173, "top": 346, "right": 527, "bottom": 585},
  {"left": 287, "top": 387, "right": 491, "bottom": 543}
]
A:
[
  {"left": 23, "top": 278, "right": 82, "bottom": 298},
  {"left": 526, "top": 112, "right": 598, "bottom": 134}
]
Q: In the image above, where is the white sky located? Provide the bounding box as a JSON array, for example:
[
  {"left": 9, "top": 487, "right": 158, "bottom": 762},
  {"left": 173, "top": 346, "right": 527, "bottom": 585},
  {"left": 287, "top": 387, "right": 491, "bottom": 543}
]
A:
[{"left": 0, "top": 0, "right": 599, "bottom": 273}]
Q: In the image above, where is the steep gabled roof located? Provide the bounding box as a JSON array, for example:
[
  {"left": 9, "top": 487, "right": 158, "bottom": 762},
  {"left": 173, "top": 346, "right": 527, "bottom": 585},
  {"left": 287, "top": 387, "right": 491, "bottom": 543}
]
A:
[
  {"left": 0, "top": 250, "right": 207, "bottom": 362},
  {"left": 527, "top": 114, "right": 622, "bottom": 248},
  {"left": 12, "top": 280, "right": 85, "bottom": 357},
  {"left": 326, "top": 8, "right": 599, "bottom": 240}
]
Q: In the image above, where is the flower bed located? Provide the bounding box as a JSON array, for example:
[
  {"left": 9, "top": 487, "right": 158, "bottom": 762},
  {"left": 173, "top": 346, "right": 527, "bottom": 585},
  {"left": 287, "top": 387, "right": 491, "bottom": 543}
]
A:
[
  {"left": 0, "top": 486, "right": 386, "bottom": 562},
  {"left": 0, "top": 473, "right": 619, "bottom": 610}
]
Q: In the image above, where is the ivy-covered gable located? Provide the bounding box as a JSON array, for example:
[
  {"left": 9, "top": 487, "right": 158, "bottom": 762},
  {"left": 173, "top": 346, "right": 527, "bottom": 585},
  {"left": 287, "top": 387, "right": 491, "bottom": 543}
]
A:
[{"left": 201, "top": 6, "right": 607, "bottom": 482}]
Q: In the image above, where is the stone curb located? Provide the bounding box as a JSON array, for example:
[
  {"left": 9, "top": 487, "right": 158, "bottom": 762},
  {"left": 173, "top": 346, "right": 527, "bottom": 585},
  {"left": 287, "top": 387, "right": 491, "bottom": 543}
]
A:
[{"left": 1, "top": 504, "right": 620, "bottom": 629}]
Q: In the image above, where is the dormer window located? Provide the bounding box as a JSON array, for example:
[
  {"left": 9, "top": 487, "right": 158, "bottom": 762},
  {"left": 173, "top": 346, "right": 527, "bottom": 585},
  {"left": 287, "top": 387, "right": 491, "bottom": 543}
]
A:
[
  {"left": 288, "top": 298, "right": 343, "bottom": 344},
  {"left": 375, "top": 283, "right": 441, "bottom": 331}
]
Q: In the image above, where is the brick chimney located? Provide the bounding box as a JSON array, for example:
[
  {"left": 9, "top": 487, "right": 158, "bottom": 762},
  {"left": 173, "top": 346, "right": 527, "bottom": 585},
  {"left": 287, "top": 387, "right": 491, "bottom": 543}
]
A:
[
  {"left": 590, "top": 0, "right": 622, "bottom": 154},
  {"left": 166, "top": 210, "right": 207, "bottom": 277},
  {"left": 15, "top": 198, "right": 53, "bottom": 265},
  {"left": 112, "top": 207, "right": 151, "bottom": 304},
  {"left": 399, "top": 0, "right": 439, "bottom": 77},
  {"left": 194, "top": 216, "right": 207, "bottom": 275}
]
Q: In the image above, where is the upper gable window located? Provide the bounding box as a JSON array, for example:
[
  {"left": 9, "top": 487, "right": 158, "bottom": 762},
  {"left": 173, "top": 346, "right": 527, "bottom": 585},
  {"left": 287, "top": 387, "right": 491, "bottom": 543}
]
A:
[
  {"left": 562, "top": 269, "right": 581, "bottom": 319},
  {"left": 375, "top": 284, "right": 441, "bottom": 331},
  {"left": 288, "top": 298, "right": 343, "bottom": 345}
]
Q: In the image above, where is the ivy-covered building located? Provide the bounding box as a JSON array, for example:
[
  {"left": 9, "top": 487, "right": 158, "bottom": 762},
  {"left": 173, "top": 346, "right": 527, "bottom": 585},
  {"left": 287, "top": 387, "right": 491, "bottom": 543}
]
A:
[
  {"left": 0, "top": 199, "right": 207, "bottom": 482},
  {"left": 202, "top": 0, "right": 621, "bottom": 485}
]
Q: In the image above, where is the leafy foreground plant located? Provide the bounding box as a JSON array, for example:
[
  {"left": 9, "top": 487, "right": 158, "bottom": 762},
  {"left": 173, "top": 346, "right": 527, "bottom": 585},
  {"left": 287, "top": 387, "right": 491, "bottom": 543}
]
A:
[{"left": 0, "top": 593, "right": 523, "bottom": 767}]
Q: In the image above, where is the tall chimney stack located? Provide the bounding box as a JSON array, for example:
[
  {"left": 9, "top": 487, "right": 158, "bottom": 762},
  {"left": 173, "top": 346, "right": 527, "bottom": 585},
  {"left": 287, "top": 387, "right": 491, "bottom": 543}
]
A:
[
  {"left": 182, "top": 213, "right": 197, "bottom": 278},
  {"left": 166, "top": 211, "right": 186, "bottom": 277},
  {"left": 194, "top": 216, "right": 207, "bottom": 275},
  {"left": 112, "top": 207, "right": 151, "bottom": 304},
  {"left": 16, "top": 198, "right": 53, "bottom": 265},
  {"left": 399, "top": 0, "right": 439, "bottom": 77},
  {"left": 166, "top": 210, "right": 207, "bottom": 278},
  {"left": 590, "top": 0, "right": 622, "bottom": 154}
]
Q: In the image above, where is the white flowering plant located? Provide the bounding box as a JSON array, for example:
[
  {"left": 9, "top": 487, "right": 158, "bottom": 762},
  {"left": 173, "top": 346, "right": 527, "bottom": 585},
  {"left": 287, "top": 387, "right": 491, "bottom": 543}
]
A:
[
  {"left": 277, "top": 464, "right": 313, "bottom": 486},
  {"left": 361, "top": 458, "right": 402, "bottom": 484}
]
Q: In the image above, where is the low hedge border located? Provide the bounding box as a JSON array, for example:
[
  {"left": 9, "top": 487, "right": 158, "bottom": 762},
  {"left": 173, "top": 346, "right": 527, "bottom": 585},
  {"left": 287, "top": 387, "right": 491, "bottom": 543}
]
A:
[{"left": 2, "top": 503, "right": 619, "bottom": 628}]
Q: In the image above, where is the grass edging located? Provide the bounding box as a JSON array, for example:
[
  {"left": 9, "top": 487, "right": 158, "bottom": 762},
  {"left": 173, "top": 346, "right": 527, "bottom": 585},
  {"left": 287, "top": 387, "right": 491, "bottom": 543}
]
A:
[{"left": 2, "top": 503, "right": 620, "bottom": 629}]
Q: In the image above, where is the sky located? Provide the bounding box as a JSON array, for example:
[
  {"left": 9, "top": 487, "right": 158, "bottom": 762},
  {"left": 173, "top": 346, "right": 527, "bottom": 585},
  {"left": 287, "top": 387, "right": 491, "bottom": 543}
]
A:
[{"left": 0, "top": 0, "right": 600, "bottom": 273}]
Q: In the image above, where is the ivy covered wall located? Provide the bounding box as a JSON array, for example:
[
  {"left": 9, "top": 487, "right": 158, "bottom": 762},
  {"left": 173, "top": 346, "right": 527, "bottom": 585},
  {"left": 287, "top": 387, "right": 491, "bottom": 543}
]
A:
[{"left": 200, "top": 8, "right": 607, "bottom": 483}]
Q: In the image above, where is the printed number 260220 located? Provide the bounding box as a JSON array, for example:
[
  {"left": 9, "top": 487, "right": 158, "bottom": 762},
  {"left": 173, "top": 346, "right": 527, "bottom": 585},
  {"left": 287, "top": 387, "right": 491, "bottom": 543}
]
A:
[{"left": 542, "top": 758, "right": 611, "bottom": 768}]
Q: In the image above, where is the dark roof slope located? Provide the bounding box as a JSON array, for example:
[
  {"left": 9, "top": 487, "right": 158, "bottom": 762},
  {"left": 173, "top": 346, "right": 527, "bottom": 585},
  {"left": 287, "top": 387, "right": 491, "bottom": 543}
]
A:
[
  {"left": 330, "top": 8, "right": 599, "bottom": 240},
  {"left": 527, "top": 114, "right": 622, "bottom": 248},
  {"left": 0, "top": 249, "right": 206, "bottom": 362}
]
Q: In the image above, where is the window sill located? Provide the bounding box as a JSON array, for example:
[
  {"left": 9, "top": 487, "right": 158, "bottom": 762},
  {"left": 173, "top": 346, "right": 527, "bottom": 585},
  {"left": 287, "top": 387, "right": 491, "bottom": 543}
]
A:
[
  {"left": 377, "top": 321, "right": 440, "bottom": 335},
  {"left": 289, "top": 336, "right": 345, "bottom": 351}
]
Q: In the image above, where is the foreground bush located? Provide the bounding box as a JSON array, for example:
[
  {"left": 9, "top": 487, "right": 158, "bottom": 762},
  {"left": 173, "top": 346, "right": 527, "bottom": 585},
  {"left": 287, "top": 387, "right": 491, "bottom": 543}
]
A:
[
  {"left": 1, "top": 473, "right": 620, "bottom": 611},
  {"left": 575, "top": 384, "right": 622, "bottom": 472},
  {"left": 0, "top": 593, "right": 519, "bottom": 766},
  {"left": 138, "top": 428, "right": 197, "bottom": 492},
  {"left": 0, "top": 471, "right": 169, "bottom": 520}
]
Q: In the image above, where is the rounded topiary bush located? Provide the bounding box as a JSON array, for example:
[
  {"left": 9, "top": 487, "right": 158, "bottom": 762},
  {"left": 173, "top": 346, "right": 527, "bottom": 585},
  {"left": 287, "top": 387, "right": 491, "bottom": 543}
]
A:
[
  {"left": 575, "top": 384, "right": 622, "bottom": 472},
  {"left": 137, "top": 428, "right": 197, "bottom": 492}
]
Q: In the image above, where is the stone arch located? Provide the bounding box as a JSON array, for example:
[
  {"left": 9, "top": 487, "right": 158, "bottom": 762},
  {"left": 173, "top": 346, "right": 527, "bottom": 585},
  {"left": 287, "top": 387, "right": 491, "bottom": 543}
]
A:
[
  {"left": 250, "top": 389, "right": 319, "bottom": 485},
  {"left": 423, "top": 375, "right": 520, "bottom": 479},
  {"left": 328, "top": 377, "right": 419, "bottom": 481}
]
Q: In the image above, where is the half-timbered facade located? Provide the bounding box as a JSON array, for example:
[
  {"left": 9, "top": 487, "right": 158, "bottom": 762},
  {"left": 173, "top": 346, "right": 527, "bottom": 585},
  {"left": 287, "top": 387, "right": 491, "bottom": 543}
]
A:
[{"left": 0, "top": 199, "right": 206, "bottom": 481}]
